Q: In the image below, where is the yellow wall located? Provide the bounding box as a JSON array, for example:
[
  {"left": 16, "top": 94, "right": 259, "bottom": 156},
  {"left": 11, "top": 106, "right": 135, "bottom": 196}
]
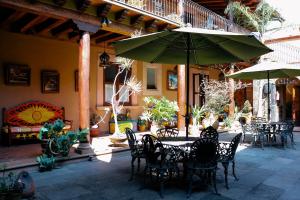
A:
[
  {"left": 0, "top": 30, "right": 222, "bottom": 133},
  {"left": 0, "top": 30, "right": 102, "bottom": 129}
]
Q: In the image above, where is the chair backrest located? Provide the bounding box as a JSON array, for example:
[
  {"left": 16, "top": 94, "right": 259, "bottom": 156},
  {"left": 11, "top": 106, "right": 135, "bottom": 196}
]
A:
[
  {"left": 228, "top": 133, "right": 242, "bottom": 160},
  {"left": 242, "top": 124, "right": 253, "bottom": 134},
  {"left": 125, "top": 128, "right": 137, "bottom": 150},
  {"left": 142, "top": 134, "right": 163, "bottom": 164},
  {"left": 156, "top": 127, "right": 179, "bottom": 138},
  {"left": 200, "top": 126, "right": 218, "bottom": 141},
  {"left": 189, "top": 138, "right": 218, "bottom": 168}
]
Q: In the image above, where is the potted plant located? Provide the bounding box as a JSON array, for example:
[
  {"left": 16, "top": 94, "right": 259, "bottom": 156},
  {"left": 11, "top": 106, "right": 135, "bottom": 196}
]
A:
[
  {"left": 90, "top": 108, "right": 110, "bottom": 137},
  {"left": 36, "top": 154, "right": 56, "bottom": 172},
  {"left": 137, "top": 116, "right": 147, "bottom": 132},
  {"left": 190, "top": 105, "right": 206, "bottom": 134},
  {"left": 90, "top": 112, "right": 101, "bottom": 137},
  {"left": 142, "top": 96, "right": 179, "bottom": 134},
  {"left": 240, "top": 100, "right": 252, "bottom": 124},
  {"left": 38, "top": 119, "right": 88, "bottom": 157},
  {"left": 0, "top": 165, "right": 23, "bottom": 200}
]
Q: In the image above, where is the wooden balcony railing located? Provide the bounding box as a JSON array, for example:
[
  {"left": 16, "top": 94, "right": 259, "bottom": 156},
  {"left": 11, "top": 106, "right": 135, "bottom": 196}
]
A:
[{"left": 112, "top": 0, "right": 249, "bottom": 33}]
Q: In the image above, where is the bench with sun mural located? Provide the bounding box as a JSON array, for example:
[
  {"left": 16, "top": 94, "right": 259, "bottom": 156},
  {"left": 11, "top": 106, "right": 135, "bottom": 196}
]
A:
[{"left": 1, "top": 101, "right": 72, "bottom": 146}]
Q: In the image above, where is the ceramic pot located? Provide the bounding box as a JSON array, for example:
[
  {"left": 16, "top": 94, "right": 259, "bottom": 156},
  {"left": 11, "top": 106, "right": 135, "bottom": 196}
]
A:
[{"left": 90, "top": 127, "right": 100, "bottom": 137}]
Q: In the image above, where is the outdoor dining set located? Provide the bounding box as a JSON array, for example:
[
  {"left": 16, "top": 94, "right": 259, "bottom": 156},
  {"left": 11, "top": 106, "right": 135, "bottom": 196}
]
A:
[
  {"left": 241, "top": 117, "right": 295, "bottom": 149},
  {"left": 125, "top": 127, "right": 242, "bottom": 198}
]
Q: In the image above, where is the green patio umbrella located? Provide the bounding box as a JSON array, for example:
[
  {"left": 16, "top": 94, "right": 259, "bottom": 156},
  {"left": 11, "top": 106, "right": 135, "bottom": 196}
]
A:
[
  {"left": 113, "top": 27, "right": 272, "bottom": 138},
  {"left": 227, "top": 62, "right": 300, "bottom": 121}
]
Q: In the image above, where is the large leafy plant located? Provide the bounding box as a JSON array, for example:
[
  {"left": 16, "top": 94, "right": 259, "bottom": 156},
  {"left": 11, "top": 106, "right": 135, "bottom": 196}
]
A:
[
  {"left": 225, "top": 0, "right": 284, "bottom": 34},
  {"left": 142, "top": 97, "right": 178, "bottom": 125},
  {"left": 0, "top": 165, "right": 23, "bottom": 195}
]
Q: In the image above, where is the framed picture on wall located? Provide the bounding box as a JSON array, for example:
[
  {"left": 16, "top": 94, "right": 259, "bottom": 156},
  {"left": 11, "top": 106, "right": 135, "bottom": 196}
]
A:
[
  {"left": 4, "top": 64, "right": 31, "bottom": 86},
  {"left": 167, "top": 71, "right": 178, "bottom": 90},
  {"left": 41, "top": 70, "right": 59, "bottom": 93},
  {"left": 75, "top": 70, "right": 78, "bottom": 92}
]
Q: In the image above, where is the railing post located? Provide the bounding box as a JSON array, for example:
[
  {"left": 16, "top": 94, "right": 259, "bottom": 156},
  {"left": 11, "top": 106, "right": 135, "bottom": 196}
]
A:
[{"left": 178, "top": 0, "right": 184, "bottom": 24}]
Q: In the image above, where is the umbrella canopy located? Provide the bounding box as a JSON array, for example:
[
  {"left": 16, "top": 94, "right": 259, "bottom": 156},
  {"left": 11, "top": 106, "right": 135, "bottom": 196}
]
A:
[
  {"left": 113, "top": 27, "right": 272, "bottom": 138},
  {"left": 227, "top": 62, "right": 300, "bottom": 80},
  {"left": 227, "top": 62, "right": 300, "bottom": 121},
  {"left": 113, "top": 27, "right": 272, "bottom": 65}
]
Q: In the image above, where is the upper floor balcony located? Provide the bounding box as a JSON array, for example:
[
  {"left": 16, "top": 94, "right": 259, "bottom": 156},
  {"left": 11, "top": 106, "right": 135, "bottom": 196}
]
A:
[{"left": 94, "top": 0, "right": 250, "bottom": 33}]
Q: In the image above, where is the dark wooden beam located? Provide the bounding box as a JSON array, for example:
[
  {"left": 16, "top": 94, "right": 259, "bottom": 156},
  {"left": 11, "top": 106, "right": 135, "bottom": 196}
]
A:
[
  {"left": 75, "top": 0, "right": 91, "bottom": 12},
  {"left": 51, "top": 20, "right": 75, "bottom": 36},
  {"left": 96, "top": 3, "right": 112, "bottom": 17},
  {"left": 0, "top": 7, "right": 15, "bottom": 24},
  {"left": 115, "top": 9, "right": 128, "bottom": 23},
  {"left": 20, "top": 15, "right": 47, "bottom": 33},
  {"left": 53, "top": 0, "right": 67, "bottom": 6},
  {"left": 69, "top": 31, "right": 81, "bottom": 42},
  {"left": 37, "top": 19, "right": 66, "bottom": 34},
  {"left": 130, "top": 15, "right": 144, "bottom": 27},
  {"left": 0, "top": 0, "right": 146, "bottom": 36},
  {"left": 96, "top": 35, "right": 128, "bottom": 45},
  {"left": 145, "top": 20, "right": 158, "bottom": 32},
  {"left": 90, "top": 30, "right": 109, "bottom": 39},
  {"left": 95, "top": 33, "right": 124, "bottom": 44},
  {"left": 92, "top": 32, "right": 112, "bottom": 40},
  {"left": 0, "top": 10, "right": 26, "bottom": 29}
]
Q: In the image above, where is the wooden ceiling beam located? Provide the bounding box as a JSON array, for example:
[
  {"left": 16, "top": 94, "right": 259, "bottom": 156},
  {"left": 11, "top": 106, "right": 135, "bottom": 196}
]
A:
[
  {"left": 38, "top": 19, "right": 66, "bottom": 34},
  {"left": 51, "top": 20, "right": 75, "bottom": 37},
  {"left": 20, "top": 15, "right": 47, "bottom": 33},
  {"left": 92, "top": 32, "right": 112, "bottom": 40},
  {"left": 96, "top": 35, "right": 128, "bottom": 45},
  {"left": 0, "top": 10, "right": 26, "bottom": 28},
  {"left": 0, "top": 0, "right": 145, "bottom": 36},
  {"left": 68, "top": 31, "right": 81, "bottom": 42}
]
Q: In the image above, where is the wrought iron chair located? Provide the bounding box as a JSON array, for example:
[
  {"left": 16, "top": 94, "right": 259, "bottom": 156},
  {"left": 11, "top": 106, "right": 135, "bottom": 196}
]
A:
[
  {"left": 200, "top": 126, "right": 218, "bottom": 141},
  {"left": 125, "top": 128, "right": 145, "bottom": 181},
  {"left": 186, "top": 138, "right": 219, "bottom": 197},
  {"left": 278, "top": 121, "right": 295, "bottom": 147},
  {"left": 142, "top": 134, "right": 180, "bottom": 198},
  {"left": 251, "top": 122, "right": 270, "bottom": 148},
  {"left": 156, "top": 127, "right": 179, "bottom": 138},
  {"left": 241, "top": 124, "right": 255, "bottom": 143},
  {"left": 218, "top": 133, "right": 242, "bottom": 189}
]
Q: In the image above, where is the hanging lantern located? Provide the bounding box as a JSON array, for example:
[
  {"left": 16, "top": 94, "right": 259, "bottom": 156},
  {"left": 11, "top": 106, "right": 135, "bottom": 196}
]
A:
[{"left": 100, "top": 51, "right": 110, "bottom": 66}]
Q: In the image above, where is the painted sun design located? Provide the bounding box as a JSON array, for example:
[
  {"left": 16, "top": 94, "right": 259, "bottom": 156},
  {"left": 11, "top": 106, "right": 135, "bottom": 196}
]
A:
[{"left": 17, "top": 106, "right": 55, "bottom": 124}]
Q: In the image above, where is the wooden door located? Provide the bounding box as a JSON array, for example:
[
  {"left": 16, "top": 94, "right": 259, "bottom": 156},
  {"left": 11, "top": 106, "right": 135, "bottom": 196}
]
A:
[{"left": 193, "top": 74, "right": 208, "bottom": 107}]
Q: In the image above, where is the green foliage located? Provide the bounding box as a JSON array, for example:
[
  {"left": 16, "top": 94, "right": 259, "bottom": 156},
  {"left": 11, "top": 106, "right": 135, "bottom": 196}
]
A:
[
  {"left": 191, "top": 105, "right": 206, "bottom": 122},
  {"left": 142, "top": 97, "right": 179, "bottom": 125},
  {"left": 0, "top": 165, "right": 23, "bottom": 194},
  {"left": 225, "top": 0, "right": 284, "bottom": 33},
  {"left": 39, "top": 119, "right": 88, "bottom": 158},
  {"left": 38, "top": 119, "right": 65, "bottom": 140},
  {"left": 241, "top": 100, "right": 252, "bottom": 113},
  {"left": 223, "top": 117, "right": 234, "bottom": 128},
  {"left": 225, "top": 1, "right": 259, "bottom": 32},
  {"left": 36, "top": 154, "right": 55, "bottom": 171},
  {"left": 137, "top": 116, "right": 146, "bottom": 126}
]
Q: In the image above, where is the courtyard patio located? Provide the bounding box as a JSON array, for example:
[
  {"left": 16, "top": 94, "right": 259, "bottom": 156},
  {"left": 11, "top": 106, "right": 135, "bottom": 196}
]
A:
[{"left": 4, "top": 129, "right": 300, "bottom": 200}]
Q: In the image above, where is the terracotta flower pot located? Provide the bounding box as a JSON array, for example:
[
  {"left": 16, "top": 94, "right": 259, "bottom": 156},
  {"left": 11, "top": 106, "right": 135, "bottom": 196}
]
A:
[{"left": 90, "top": 128, "right": 100, "bottom": 137}]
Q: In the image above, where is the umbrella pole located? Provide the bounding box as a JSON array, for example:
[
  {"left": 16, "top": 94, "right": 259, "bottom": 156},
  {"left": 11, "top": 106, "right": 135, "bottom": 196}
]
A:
[
  {"left": 267, "top": 71, "right": 270, "bottom": 121},
  {"left": 185, "top": 33, "right": 191, "bottom": 139}
]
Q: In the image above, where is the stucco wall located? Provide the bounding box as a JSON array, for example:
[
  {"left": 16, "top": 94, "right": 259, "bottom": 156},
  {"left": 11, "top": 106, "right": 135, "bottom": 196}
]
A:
[{"left": 0, "top": 30, "right": 102, "bottom": 129}]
